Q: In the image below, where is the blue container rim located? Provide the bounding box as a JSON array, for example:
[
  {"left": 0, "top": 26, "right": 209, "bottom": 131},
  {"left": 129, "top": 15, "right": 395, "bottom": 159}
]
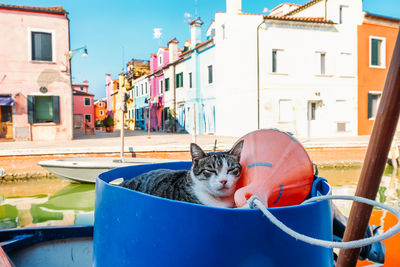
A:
[{"left": 97, "top": 161, "right": 331, "bottom": 212}]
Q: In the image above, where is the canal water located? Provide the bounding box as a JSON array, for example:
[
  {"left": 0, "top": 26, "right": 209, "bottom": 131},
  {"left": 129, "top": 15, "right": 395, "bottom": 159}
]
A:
[{"left": 0, "top": 166, "right": 399, "bottom": 229}]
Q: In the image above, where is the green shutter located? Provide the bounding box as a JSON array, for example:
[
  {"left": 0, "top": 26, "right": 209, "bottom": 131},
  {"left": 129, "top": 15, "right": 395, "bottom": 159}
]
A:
[
  {"left": 165, "top": 78, "right": 169, "bottom": 91},
  {"left": 368, "top": 93, "right": 372, "bottom": 118},
  {"left": 52, "top": 95, "right": 60, "bottom": 123},
  {"left": 180, "top": 73, "right": 183, "bottom": 87},
  {"left": 371, "top": 39, "right": 378, "bottom": 66},
  {"left": 27, "top": 95, "right": 35, "bottom": 123}
]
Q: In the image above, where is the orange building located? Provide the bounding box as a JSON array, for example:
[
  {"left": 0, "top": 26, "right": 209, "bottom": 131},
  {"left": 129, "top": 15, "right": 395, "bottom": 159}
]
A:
[
  {"left": 358, "top": 13, "right": 400, "bottom": 135},
  {"left": 94, "top": 99, "right": 107, "bottom": 125}
]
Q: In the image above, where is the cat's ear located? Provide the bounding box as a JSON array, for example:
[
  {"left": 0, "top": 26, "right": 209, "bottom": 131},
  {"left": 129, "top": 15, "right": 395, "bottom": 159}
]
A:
[
  {"left": 229, "top": 140, "right": 244, "bottom": 160},
  {"left": 190, "top": 143, "right": 206, "bottom": 161}
]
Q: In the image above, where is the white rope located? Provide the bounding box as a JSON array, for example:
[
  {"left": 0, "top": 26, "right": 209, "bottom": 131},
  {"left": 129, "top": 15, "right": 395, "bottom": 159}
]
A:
[{"left": 248, "top": 195, "right": 400, "bottom": 249}]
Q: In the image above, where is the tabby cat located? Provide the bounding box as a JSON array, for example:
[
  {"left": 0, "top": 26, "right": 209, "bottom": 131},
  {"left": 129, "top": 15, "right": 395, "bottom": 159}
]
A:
[{"left": 120, "top": 141, "right": 244, "bottom": 208}]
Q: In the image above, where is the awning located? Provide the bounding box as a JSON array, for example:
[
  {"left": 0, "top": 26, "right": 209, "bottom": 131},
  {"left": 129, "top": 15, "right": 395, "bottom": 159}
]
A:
[{"left": 0, "top": 96, "right": 14, "bottom": 106}]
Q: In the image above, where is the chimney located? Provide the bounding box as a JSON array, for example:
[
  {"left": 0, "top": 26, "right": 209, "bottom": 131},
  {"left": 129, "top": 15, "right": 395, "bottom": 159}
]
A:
[
  {"left": 189, "top": 17, "right": 204, "bottom": 49},
  {"left": 168, "top": 38, "right": 179, "bottom": 62},
  {"left": 226, "top": 0, "right": 242, "bottom": 15}
]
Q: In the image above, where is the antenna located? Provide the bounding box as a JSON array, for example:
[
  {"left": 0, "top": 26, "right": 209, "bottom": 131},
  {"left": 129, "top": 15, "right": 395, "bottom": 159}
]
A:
[{"left": 122, "top": 46, "right": 125, "bottom": 72}]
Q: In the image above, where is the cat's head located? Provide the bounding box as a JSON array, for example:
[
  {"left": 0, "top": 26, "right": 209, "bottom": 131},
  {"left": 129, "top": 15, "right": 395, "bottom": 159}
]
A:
[{"left": 190, "top": 141, "right": 244, "bottom": 197}]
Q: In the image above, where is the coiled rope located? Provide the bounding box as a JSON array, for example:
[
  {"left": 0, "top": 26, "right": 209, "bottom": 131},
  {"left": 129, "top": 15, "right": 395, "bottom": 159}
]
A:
[{"left": 247, "top": 195, "right": 400, "bottom": 249}]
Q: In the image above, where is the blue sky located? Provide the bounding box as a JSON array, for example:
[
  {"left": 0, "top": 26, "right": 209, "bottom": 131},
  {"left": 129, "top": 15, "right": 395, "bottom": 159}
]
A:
[{"left": 2, "top": 0, "right": 399, "bottom": 99}]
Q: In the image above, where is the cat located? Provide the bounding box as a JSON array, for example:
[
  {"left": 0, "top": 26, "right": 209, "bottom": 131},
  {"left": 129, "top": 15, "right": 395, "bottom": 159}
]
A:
[{"left": 120, "top": 140, "right": 244, "bottom": 208}]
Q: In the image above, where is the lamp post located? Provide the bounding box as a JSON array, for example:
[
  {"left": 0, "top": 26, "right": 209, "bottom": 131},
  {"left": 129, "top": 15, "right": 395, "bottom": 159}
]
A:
[
  {"left": 67, "top": 45, "right": 88, "bottom": 139},
  {"left": 67, "top": 46, "right": 88, "bottom": 60}
]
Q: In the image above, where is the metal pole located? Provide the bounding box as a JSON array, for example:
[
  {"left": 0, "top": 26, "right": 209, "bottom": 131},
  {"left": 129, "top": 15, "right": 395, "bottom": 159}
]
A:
[
  {"left": 120, "top": 104, "right": 125, "bottom": 162},
  {"left": 336, "top": 29, "right": 400, "bottom": 266},
  {"left": 147, "top": 101, "right": 151, "bottom": 139}
]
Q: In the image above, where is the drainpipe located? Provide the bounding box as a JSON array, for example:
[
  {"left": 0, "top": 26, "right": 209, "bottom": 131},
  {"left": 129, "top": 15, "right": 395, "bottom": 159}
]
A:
[
  {"left": 67, "top": 13, "right": 73, "bottom": 140},
  {"left": 172, "top": 64, "right": 177, "bottom": 132},
  {"left": 256, "top": 18, "right": 267, "bottom": 130}
]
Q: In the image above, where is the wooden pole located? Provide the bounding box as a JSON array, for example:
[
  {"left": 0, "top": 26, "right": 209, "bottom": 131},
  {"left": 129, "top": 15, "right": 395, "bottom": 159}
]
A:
[{"left": 336, "top": 29, "right": 400, "bottom": 266}]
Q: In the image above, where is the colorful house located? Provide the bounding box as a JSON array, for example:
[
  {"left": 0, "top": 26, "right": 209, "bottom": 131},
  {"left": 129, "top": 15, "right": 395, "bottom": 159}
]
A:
[
  {"left": 148, "top": 47, "right": 170, "bottom": 131},
  {"left": 0, "top": 4, "right": 73, "bottom": 141},
  {"left": 132, "top": 75, "right": 150, "bottom": 130},
  {"left": 72, "top": 81, "right": 95, "bottom": 129},
  {"left": 126, "top": 59, "right": 150, "bottom": 130},
  {"left": 94, "top": 98, "right": 107, "bottom": 126},
  {"left": 357, "top": 13, "right": 400, "bottom": 135}
]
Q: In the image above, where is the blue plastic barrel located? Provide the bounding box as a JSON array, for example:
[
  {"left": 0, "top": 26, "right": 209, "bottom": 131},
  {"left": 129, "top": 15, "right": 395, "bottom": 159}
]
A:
[{"left": 94, "top": 162, "right": 333, "bottom": 267}]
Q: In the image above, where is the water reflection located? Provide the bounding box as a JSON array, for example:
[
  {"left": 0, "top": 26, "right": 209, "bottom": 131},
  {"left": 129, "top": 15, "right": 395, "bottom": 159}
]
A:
[
  {"left": 319, "top": 166, "right": 400, "bottom": 216},
  {"left": 0, "top": 178, "right": 94, "bottom": 229}
]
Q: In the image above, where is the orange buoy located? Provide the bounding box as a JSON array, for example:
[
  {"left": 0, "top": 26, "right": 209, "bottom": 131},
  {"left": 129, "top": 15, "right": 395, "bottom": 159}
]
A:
[{"left": 234, "top": 129, "right": 314, "bottom": 208}]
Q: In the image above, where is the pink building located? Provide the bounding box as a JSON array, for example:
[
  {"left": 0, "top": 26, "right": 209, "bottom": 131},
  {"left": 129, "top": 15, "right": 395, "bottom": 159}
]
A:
[
  {"left": 0, "top": 4, "right": 73, "bottom": 141},
  {"left": 72, "top": 81, "right": 95, "bottom": 129},
  {"left": 149, "top": 47, "right": 170, "bottom": 130}
]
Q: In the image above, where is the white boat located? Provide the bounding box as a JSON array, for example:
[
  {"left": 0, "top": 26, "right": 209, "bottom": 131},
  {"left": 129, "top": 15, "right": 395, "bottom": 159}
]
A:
[{"left": 38, "top": 157, "right": 179, "bottom": 183}]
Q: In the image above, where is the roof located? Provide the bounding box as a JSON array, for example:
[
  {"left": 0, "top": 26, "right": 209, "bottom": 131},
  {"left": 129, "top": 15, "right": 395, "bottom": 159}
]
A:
[
  {"left": 285, "top": 0, "right": 323, "bottom": 16},
  {"left": 364, "top": 12, "right": 400, "bottom": 23},
  {"left": 270, "top": 3, "right": 301, "bottom": 13},
  {"left": 0, "top": 4, "right": 68, "bottom": 15},
  {"left": 181, "top": 38, "right": 214, "bottom": 56},
  {"left": 264, "top": 15, "right": 333, "bottom": 24},
  {"left": 73, "top": 90, "right": 93, "bottom": 96}
]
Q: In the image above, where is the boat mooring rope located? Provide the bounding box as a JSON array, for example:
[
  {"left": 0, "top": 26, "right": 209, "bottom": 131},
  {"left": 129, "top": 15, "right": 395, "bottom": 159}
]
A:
[{"left": 248, "top": 195, "right": 400, "bottom": 249}]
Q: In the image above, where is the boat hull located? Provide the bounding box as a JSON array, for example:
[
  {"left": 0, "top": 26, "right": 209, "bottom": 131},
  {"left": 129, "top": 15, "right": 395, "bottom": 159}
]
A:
[
  {"left": 38, "top": 157, "right": 178, "bottom": 183},
  {"left": 0, "top": 225, "right": 93, "bottom": 267}
]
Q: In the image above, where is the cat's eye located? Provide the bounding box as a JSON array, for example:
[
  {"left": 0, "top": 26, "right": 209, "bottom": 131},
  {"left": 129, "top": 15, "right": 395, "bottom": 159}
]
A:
[
  {"left": 228, "top": 167, "right": 240, "bottom": 176},
  {"left": 203, "top": 169, "right": 217, "bottom": 175}
]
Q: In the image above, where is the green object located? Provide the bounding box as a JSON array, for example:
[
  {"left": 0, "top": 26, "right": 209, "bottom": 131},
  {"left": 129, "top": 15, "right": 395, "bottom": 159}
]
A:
[{"left": 31, "top": 204, "right": 63, "bottom": 223}]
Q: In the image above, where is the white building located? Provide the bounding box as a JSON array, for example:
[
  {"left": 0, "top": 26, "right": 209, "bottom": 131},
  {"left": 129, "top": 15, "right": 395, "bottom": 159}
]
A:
[{"left": 212, "top": 0, "right": 362, "bottom": 138}]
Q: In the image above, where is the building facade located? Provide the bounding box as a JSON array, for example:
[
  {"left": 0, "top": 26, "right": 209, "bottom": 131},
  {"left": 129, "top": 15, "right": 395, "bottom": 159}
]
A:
[
  {"left": 213, "top": 0, "right": 361, "bottom": 138},
  {"left": 0, "top": 4, "right": 73, "bottom": 141},
  {"left": 357, "top": 13, "right": 400, "bottom": 135},
  {"left": 72, "top": 81, "right": 95, "bottom": 129},
  {"left": 94, "top": 98, "right": 107, "bottom": 126}
]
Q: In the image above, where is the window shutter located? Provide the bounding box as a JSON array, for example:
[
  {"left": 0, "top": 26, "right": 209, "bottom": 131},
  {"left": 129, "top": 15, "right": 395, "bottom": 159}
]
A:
[
  {"left": 52, "top": 95, "right": 60, "bottom": 123},
  {"left": 371, "top": 39, "right": 378, "bottom": 66},
  {"left": 27, "top": 95, "right": 35, "bottom": 123},
  {"left": 368, "top": 93, "right": 372, "bottom": 118}
]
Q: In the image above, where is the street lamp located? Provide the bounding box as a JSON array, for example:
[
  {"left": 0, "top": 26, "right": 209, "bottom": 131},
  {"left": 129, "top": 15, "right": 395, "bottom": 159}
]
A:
[{"left": 67, "top": 46, "right": 88, "bottom": 60}]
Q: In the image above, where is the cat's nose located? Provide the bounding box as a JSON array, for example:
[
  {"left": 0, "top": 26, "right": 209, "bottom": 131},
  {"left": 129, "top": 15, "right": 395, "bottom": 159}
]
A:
[{"left": 220, "top": 180, "right": 227, "bottom": 185}]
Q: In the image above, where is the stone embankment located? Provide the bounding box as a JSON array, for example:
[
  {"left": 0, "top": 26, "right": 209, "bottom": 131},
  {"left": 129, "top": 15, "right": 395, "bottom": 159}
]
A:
[{"left": 0, "top": 130, "right": 388, "bottom": 180}]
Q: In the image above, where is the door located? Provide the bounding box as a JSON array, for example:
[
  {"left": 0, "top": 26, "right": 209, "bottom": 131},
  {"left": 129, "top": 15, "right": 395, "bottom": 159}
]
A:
[
  {"left": 0, "top": 106, "right": 13, "bottom": 139},
  {"left": 307, "top": 100, "right": 323, "bottom": 138}
]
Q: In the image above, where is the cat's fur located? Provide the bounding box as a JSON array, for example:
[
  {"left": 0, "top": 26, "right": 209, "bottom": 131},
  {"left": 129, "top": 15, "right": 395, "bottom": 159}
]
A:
[{"left": 120, "top": 141, "right": 244, "bottom": 208}]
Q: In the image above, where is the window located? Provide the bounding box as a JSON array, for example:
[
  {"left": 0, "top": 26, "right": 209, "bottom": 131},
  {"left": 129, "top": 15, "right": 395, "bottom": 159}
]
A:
[
  {"left": 159, "top": 80, "right": 164, "bottom": 94},
  {"left": 309, "top": 103, "right": 317, "bottom": 120},
  {"left": 189, "top": 73, "right": 192, "bottom": 88},
  {"left": 85, "top": 114, "right": 91, "bottom": 123},
  {"left": 208, "top": 65, "right": 213, "bottom": 84},
  {"left": 221, "top": 24, "right": 225, "bottom": 40},
  {"left": 80, "top": 87, "right": 84, "bottom": 91},
  {"left": 176, "top": 72, "right": 183, "bottom": 88},
  {"left": 27, "top": 95, "right": 60, "bottom": 124},
  {"left": 84, "top": 97, "right": 91, "bottom": 106},
  {"left": 165, "top": 78, "right": 170, "bottom": 92},
  {"left": 368, "top": 92, "right": 381, "bottom": 119},
  {"left": 339, "top": 5, "right": 347, "bottom": 24},
  {"left": 370, "top": 37, "right": 385, "bottom": 68},
  {"left": 99, "top": 102, "right": 103, "bottom": 107},
  {"left": 99, "top": 110, "right": 104, "bottom": 116},
  {"left": 31, "top": 31, "right": 52, "bottom": 61},
  {"left": 145, "top": 82, "right": 148, "bottom": 94},
  {"left": 272, "top": 49, "right": 285, "bottom": 73},
  {"left": 158, "top": 55, "right": 163, "bottom": 66},
  {"left": 136, "top": 86, "right": 139, "bottom": 97},
  {"left": 279, "top": 100, "right": 293, "bottom": 122},
  {"left": 141, "top": 84, "right": 143, "bottom": 95},
  {"left": 320, "top": 53, "right": 326, "bottom": 75},
  {"left": 339, "top": 52, "right": 353, "bottom": 76}
]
